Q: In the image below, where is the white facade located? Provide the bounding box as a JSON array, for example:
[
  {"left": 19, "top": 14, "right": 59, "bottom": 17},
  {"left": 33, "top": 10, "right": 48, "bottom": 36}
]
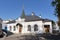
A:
[
  {"left": 53, "top": 22, "right": 59, "bottom": 31},
  {"left": 2, "top": 18, "right": 53, "bottom": 34}
]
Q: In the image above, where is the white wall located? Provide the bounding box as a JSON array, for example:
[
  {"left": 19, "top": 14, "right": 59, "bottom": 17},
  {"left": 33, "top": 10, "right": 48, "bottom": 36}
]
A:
[
  {"left": 55, "top": 22, "right": 59, "bottom": 30},
  {"left": 22, "top": 21, "right": 44, "bottom": 34},
  {"left": 7, "top": 23, "right": 19, "bottom": 33},
  {"left": 2, "top": 20, "right": 52, "bottom": 34},
  {"left": 2, "top": 23, "right": 19, "bottom": 34}
]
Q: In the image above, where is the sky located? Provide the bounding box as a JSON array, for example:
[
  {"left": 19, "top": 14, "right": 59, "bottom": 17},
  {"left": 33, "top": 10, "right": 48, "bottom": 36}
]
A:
[{"left": 0, "top": 0, "right": 58, "bottom": 21}]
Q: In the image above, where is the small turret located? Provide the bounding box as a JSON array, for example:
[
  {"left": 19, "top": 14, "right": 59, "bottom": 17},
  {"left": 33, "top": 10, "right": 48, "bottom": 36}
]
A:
[
  {"left": 39, "top": 14, "right": 41, "bottom": 18},
  {"left": 32, "top": 12, "right": 35, "bottom": 16}
]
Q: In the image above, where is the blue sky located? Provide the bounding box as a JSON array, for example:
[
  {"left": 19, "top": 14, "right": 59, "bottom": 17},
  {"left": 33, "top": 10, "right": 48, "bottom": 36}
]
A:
[{"left": 0, "top": 0, "right": 58, "bottom": 21}]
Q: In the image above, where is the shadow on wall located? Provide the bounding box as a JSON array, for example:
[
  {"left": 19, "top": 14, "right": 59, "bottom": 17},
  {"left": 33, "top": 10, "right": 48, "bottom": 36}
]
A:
[{"left": 2, "top": 29, "right": 14, "bottom": 37}]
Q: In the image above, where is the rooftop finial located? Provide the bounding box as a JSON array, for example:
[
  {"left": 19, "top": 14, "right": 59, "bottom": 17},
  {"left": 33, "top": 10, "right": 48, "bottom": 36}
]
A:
[
  {"left": 39, "top": 14, "right": 41, "bottom": 18},
  {"left": 32, "top": 12, "right": 35, "bottom": 16}
]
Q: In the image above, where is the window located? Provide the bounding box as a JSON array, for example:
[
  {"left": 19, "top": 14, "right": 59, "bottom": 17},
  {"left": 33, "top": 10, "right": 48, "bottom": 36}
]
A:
[
  {"left": 28, "top": 25, "right": 31, "bottom": 31},
  {"left": 10, "top": 26, "right": 12, "bottom": 31},
  {"left": 34, "top": 24, "right": 38, "bottom": 31},
  {"left": 14, "top": 26, "right": 16, "bottom": 31}
]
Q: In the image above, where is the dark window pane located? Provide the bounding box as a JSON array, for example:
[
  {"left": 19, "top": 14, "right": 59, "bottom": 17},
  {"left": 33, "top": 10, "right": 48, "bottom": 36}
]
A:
[
  {"left": 14, "top": 26, "right": 16, "bottom": 31},
  {"left": 10, "top": 26, "right": 12, "bottom": 31},
  {"left": 28, "top": 25, "right": 31, "bottom": 31},
  {"left": 34, "top": 24, "right": 38, "bottom": 31}
]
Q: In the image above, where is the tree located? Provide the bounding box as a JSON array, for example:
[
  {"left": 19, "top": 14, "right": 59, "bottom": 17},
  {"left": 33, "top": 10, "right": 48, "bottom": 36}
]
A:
[{"left": 52, "top": 0, "right": 60, "bottom": 29}]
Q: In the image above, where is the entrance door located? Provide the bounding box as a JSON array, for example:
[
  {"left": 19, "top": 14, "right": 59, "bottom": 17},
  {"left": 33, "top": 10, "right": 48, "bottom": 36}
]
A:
[
  {"left": 44, "top": 25, "right": 50, "bottom": 33},
  {"left": 16, "top": 23, "right": 22, "bottom": 33},
  {"left": 19, "top": 27, "right": 22, "bottom": 32}
]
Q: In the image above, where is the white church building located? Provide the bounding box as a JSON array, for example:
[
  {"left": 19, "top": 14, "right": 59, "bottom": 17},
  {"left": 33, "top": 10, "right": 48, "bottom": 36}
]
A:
[{"left": 2, "top": 9, "right": 53, "bottom": 34}]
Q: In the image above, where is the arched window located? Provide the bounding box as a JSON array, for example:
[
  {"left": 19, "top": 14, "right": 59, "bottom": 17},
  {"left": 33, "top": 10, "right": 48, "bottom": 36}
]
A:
[
  {"left": 10, "top": 26, "right": 12, "bottom": 31},
  {"left": 16, "top": 23, "right": 22, "bottom": 27},
  {"left": 16, "top": 23, "right": 22, "bottom": 28},
  {"left": 28, "top": 25, "right": 31, "bottom": 31},
  {"left": 14, "top": 26, "right": 16, "bottom": 31},
  {"left": 34, "top": 24, "right": 38, "bottom": 31}
]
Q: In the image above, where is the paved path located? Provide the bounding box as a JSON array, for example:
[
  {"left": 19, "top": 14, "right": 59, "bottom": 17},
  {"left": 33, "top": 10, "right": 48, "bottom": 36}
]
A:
[
  {"left": 4, "top": 34, "right": 20, "bottom": 40},
  {"left": 0, "top": 34, "right": 20, "bottom": 40},
  {"left": 0, "top": 34, "right": 46, "bottom": 40},
  {"left": 0, "top": 38, "right": 5, "bottom": 40},
  {"left": 0, "top": 36, "right": 6, "bottom": 40}
]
